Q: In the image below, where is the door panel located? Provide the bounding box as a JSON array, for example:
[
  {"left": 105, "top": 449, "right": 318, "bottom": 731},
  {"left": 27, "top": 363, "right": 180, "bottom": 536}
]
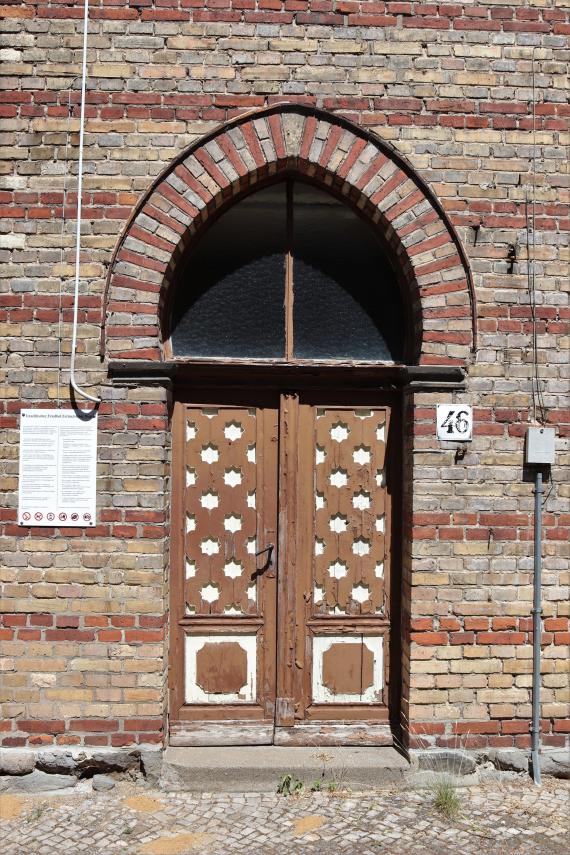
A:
[
  {"left": 275, "top": 396, "right": 394, "bottom": 745},
  {"left": 312, "top": 407, "right": 389, "bottom": 619},
  {"left": 169, "top": 397, "right": 279, "bottom": 745},
  {"left": 170, "top": 389, "right": 397, "bottom": 747}
]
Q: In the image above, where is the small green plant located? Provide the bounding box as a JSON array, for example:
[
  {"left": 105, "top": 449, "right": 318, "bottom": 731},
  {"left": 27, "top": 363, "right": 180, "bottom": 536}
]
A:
[
  {"left": 277, "top": 773, "right": 304, "bottom": 796},
  {"left": 327, "top": 780, "right": 338, "bottom": 793},
  {"left": 310, "top": 778, "right": 323, "bottom": 792},
  {"left": 432, "top": 778, "right": 461, "bottom": 820},
  {"left": 27, "top": 803, "right": 48, "bottom": 823}
]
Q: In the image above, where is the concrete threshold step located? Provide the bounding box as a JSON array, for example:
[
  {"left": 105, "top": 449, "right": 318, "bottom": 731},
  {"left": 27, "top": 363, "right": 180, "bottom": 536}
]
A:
[{"left": 161, "top": 746, "right": 409, "bottom": 792}]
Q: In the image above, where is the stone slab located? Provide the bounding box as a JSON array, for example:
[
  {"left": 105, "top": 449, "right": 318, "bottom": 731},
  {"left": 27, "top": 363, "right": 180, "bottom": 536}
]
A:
[
  {"left": 161, "top": 746, "right": 408, "bottom": 792},
  {"left": 0, "top": 770, "right": 77, "bottom": 793},
  {"left": 0, "top": 749, "right": 36, "bottom": 777},
  {"left": 92, "top": 774, "right": 116, "bottom": 791}
]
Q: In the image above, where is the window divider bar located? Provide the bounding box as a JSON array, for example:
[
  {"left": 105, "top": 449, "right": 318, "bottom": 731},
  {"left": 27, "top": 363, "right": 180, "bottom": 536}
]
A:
[{"left": 285, "top": 179, "right": 294, "bottom": 361}]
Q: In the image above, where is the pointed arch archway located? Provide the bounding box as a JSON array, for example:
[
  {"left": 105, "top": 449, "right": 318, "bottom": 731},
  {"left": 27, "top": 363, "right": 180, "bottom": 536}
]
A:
[
  {"left": 102, "top": 105, "right": 476, "bottom": 748},
  {"left": 102, "top": 104, "right": 475, "bottom": 366}
]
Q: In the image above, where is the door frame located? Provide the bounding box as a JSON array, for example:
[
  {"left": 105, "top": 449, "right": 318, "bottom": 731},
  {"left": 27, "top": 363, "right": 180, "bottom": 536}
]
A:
[{"left": 168, "top": 367, "right": 402, "bottom": 747}]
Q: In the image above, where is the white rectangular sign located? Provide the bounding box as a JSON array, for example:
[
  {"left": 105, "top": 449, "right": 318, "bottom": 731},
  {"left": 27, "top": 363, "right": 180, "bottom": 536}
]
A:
[
  {"left": 18, "top": 409, "right": 97, "bottom": 527},
  {"left": 436, "top": 404, "right": 473, "bottom": 442}
]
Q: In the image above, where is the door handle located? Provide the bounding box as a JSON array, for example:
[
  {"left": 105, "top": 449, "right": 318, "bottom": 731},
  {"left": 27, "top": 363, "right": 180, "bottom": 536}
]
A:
[{"left": 254, "top": 544, "right": 274, "bottom": 575}]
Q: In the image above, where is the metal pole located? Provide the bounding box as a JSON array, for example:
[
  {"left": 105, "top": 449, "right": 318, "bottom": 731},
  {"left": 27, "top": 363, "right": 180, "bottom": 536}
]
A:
[
  {"left": 70, "top": 0, "right": 100, "bottom": 405},
  {"left": 531, "top": 468, "right": 543, "bottom": 785}
]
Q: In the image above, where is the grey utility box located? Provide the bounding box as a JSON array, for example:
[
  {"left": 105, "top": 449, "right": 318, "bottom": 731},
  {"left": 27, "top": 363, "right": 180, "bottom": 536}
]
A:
[{"left": 525, "top": 427, "right": 555, "bottom": 465}]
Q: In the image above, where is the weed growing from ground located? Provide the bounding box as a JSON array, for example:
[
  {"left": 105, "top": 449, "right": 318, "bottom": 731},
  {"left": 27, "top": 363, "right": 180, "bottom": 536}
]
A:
[
  {"left": 432, "top": 778, "right": 461, "bottom": 820},
  {"left": 277, "top": 774, "right": 304, "bottom": 796}
]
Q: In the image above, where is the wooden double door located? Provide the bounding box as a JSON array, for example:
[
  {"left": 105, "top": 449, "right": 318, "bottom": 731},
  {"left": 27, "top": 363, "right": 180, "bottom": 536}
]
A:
[{"left": 170, "top": 387, "right": 398, "bottom": 746}]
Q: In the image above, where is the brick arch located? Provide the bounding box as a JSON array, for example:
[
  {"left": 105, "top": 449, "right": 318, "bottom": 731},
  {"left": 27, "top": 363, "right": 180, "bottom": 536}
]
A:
[{"left": 102, "top": 104, "right": 475, "bottom": 365}]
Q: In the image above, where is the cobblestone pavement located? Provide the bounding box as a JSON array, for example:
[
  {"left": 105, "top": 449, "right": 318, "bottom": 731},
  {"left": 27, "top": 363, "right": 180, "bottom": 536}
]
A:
[{"left": 0, "top": 778, "right": 568, "bottom": 855}]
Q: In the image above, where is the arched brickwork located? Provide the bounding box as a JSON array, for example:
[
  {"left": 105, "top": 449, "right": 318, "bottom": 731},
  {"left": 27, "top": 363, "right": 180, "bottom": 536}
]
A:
[{"left": 103, "top": 104, "right": 475, "bottom": 366}]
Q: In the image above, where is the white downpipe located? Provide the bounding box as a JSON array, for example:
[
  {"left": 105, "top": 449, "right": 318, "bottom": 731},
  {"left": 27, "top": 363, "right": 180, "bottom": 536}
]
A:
[{"left": 70, "top": 0, "right": 100, "bottom": 405}]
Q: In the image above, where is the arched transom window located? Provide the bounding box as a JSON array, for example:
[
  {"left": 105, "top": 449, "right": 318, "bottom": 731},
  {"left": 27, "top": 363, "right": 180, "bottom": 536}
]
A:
[{"left": 170, "top": 179, "right": 405, "bottom": 362}]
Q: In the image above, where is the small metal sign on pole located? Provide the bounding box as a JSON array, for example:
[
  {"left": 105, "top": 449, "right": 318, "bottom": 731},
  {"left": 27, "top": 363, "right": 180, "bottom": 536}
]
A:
[{"left": 18, "top": 409, "right": 97, "bottom": 527}]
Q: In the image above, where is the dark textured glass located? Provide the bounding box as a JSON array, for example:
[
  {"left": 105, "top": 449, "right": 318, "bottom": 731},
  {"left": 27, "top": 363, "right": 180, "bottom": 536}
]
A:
[
  {"left": 292, "top": 182, "right": 404, "bottom": 361},
  {"left": 171, "top": 184, "right": 286, "bottom": 358}
]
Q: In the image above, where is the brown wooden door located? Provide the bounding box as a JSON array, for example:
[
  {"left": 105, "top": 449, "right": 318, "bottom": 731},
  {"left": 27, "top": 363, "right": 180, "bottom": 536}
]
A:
[
  {"left": 170, "top": 388, "right": 396, "bottom": 746},
  {"left": 169, "top": 394, "right": 279, "bottom": 746},
  {"left": 274, "top": 393, "right": 394, "bottom": 746}
]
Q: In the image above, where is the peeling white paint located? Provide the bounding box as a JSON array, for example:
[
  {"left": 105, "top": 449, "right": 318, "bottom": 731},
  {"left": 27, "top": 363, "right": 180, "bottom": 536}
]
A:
[
  {"left": 329, "top": 514, "right": 347, "bottom": 533},
  {"left": 201, "top": 444, "right": 219, "bottom": 464},
  {"left": 224, "top": 468, "right": 242, "bottom": 487},
  {"left": 351, "top": 583, "right": 370, "bottom": 603},
  {"left": 352, "top": 538, "right": 370, "bottom": 556},
  {"left": 330, "top": 468, "right": 348, "bottom": 488},
  {"left": 223, "top": 560, "right": 242, "bottom": 579},
  {"left": 200, "top": 538, "right": 219, "bottom": 555},
  {"left": 353, "top": 446, "right": 371, "bottom": 465},
  {"left": 200, "top": 583, "right": 219, "bottom": 603},
  {"left": 328, "top": 560, "right": 347, "bottom": 579},
  {"left": 224, "top": 515, "right": 242, "bottom": 533},
  {"left": 352, "top": 491, "right": 370, "bottom": 510},
  {"left": 330, "top": 423, "right": 349, "bottom": 443},
  {"left": 224, "top": 422, "right": 243, "bottom": 442}
]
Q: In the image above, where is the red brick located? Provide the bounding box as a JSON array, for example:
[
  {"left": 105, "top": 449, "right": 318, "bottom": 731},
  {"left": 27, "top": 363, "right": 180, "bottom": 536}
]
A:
[
  {"left": 411, "top": 632, "right": 448, "bottom": 645},
  {"left": 123, "top": 718, "right": 163, "bottom": 732},
  {"left": 501, "top": 721, "right": 529, "bottom": 735},
  {"left": 453, "top": 721, "right": 501, "bottom": 734},
  {"left": 477, "top": 632, "right": 526, "bottom": 644},
  {"left": 111, "top": 733, "right": 138, "bottom": 747},
  {"left": 111, "top": 616, "right": 136, "bottom": 627},
  {"left": 410, "top": 618, "right": 433, "bottom": 631},
  {"left": 71, "top": 719, "right": 119, "bottom": 732},
  {"left": 19, "top": 720, "right": 65, "bottom": 734},
  {"left": 125, "top": 630, "right": 163, "bottom": 643}
]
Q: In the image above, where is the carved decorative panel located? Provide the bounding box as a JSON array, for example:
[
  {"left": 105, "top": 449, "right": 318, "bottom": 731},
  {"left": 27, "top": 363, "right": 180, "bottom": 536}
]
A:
[
  {"left": 184, "top": 407, "right": 259, "bottom": 616},
  {"left": 312, "top": 634, "right": 383, "bottom": 704},
  {"left": 313, "top": 408, "right": 388, "bottom": 616}
]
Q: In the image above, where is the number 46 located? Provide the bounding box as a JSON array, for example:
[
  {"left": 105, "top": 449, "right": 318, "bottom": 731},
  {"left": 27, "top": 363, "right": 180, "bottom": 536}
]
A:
[{"left": 441, "top": 409, "right": 470, "bottom": 435}]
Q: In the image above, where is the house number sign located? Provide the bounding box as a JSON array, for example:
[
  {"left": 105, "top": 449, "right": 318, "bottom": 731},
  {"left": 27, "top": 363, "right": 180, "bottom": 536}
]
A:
[
  {"left": 436, "top": 404, "right": 473, "bottom": 442},
  {"left": 18, "top": 409, "right": 97, "bottom": 527}
]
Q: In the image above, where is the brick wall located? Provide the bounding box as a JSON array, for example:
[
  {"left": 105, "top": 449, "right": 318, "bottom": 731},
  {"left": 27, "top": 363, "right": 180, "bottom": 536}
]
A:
[{"left": 1, "top": 0, "right": 568, "bottom": 749}]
